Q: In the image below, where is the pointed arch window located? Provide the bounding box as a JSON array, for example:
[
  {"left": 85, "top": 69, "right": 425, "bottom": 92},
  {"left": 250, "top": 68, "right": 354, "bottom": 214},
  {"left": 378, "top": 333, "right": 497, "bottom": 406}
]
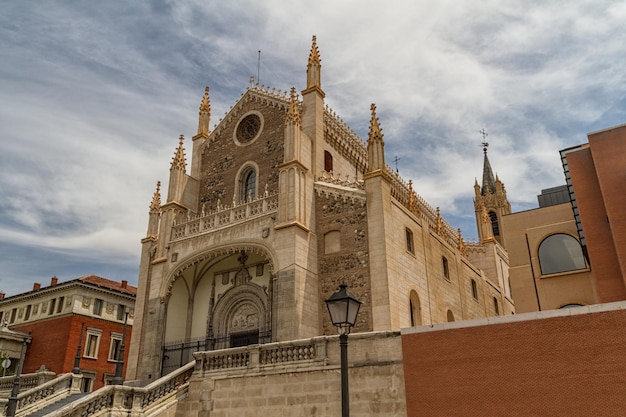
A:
[
  {"left": 489, "top": 211, "right": 500, "bottom": 236},
  {"left": 238, "top": 165, "right": 258, "bottom": 203}
]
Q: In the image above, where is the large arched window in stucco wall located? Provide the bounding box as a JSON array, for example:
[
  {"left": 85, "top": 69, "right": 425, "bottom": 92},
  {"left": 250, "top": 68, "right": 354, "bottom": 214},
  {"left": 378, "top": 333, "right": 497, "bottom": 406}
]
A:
[{"left": 538, "top": 233, "right": 586, "bottom": 275}]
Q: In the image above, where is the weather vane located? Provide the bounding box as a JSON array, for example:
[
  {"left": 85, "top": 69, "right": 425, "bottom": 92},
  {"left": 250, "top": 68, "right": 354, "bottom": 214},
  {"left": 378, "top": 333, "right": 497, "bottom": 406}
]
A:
[{"left": 479, "top": 128, "right": 489, "bottom": 152}]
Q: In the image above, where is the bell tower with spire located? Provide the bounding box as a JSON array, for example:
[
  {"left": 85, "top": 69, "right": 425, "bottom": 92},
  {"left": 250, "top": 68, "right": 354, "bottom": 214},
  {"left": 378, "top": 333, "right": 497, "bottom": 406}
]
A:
[{"left": 473, "top": 131, "right": 511, "bottom": 245}]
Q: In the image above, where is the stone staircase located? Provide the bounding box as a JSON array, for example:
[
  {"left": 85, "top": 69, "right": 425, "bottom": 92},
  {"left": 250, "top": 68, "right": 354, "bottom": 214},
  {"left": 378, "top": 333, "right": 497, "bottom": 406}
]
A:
[{"left": 24, "top": 393, "right": 88, "bottom": 417}]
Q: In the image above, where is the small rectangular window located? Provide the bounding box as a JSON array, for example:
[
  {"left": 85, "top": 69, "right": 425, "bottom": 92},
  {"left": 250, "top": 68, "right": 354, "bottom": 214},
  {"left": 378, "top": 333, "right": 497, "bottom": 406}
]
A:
[
  {"left": 493, "top": 297, "right": 500, "bottom": 315},
  {"left": 84, "top": 330, "right": 102, "bottom": 358},
  {"left": 93, "top": 299, "right": 103, "bottom": 316},
  {"left": 49, "top": 298, "right": 56, "bottom": 315},
  {"left": 0, "top": 311, "right": 3, "bottom": 324},
  {"left": 109, "top": 333, "right": 123, "bottom": 361},
  {"left": 57, "top": 297, "right": 64, "bottom": 313},
  {"left": 405, "top": 228, "right": 414, "bottom": 254},
  {"left": 10, "top": 308, "right": 17, "bottom": 323},
  {"left": 25, "top": 305, "right": 32, "bottom": 320},
  {"left": 117, "top": 305, "right": 125, "bottom": 321},
  {"left": 471, "top": 279, "right": 478, "bottom": 300},
  {"left": 442, "top": 256, "right": 450, "bottom": 280}
]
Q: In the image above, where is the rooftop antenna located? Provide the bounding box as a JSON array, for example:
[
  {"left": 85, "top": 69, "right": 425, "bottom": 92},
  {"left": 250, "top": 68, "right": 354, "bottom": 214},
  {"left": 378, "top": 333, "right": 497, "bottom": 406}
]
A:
[
  {"left": 479, "top": 128, "right": 489, "bottom": 153},
  {"left": 393, "top": 155, "right": 401, "bottom": 173},
  {"left": 257, "top": 50, "right": 261, "bottom": 86}
]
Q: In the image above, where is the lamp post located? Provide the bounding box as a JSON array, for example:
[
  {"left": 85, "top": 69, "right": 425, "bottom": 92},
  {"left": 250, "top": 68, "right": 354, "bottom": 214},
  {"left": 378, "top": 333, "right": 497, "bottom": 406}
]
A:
[
  {"left": 72, "top": 323, "right": 85, "bottom": 375},
  {"left": 111, "top": 309, "right": 129, "bottom": 385},
  {"left": 325, "top": 284, "right": 362, "bottom": 417},
  {"left": 6, "top": 337, "right": 28, "bottom": 417}
]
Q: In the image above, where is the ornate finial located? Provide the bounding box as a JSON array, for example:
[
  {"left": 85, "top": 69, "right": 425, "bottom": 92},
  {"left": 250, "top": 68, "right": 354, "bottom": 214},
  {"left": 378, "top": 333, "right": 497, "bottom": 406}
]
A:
[
  {"left": 306, "top": 35, "right": 322, "bottom": 91},
  {"left": 436, "top": 207, "right": 444, "bottom": 235},
  {"left": 285, "top": 86, "right": 302, "bottom": 126},
  {"left": 408, "top": 180, "right": 418, "bottom": 212},
  {"left": 457, "top": 228, "right": 467, "bottom": 255},
  {"left": 197, "top": 87, "right": 211, "bottom": 136},
  {"left": 170, "top": 134, "right": 187, "bottom": 170},
  {"left": 367, "top": 103, "right": 385, "bottom": 173},
  {"left": 150, "top": 181, "right": 161, "bottom": 212},
  {"left": 368, "top": 103, "right": 383, "bottom": 142},
  {"left": 250, "top": 75, "right": 255, "bottom": 88},
  {"left": 308, "top": 35, "right": 321, "bottom": 66}
]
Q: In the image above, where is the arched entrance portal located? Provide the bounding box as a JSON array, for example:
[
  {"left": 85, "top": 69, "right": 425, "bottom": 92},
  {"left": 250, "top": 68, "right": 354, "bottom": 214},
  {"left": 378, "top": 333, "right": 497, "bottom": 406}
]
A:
[{"left": 161, "top": 247, "right": 273, "bottom": 375}]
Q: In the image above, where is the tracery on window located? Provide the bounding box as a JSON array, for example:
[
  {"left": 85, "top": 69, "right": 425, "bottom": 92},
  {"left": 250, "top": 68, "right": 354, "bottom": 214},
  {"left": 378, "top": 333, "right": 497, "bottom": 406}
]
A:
[
  {"left": 538, "top": 233, "right": 586, "bottom": 275},
  {"left": 238, "top": 164, "right": 258, "bottom": 203}
]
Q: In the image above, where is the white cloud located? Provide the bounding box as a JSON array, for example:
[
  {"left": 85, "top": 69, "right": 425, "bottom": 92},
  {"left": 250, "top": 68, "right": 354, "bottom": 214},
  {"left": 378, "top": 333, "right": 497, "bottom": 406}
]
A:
[{"left": 1, "top": 0, "right": 624, "bottom": 294}]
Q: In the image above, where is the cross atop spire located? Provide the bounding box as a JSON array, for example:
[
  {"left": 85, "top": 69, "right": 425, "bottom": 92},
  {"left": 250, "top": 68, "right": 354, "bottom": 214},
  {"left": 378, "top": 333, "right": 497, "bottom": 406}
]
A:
[{"left": 480, "top": 128, "right": 489, "bottom": 153}]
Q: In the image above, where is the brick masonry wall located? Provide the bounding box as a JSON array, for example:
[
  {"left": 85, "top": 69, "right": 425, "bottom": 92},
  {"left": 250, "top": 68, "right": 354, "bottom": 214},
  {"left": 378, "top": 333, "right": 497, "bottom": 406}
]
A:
[
  {"left": 199, "top": 98, "right": 284, "bottom": 210},
  {"left": 402, "top": 306, "right": 626, "bottom": 417},
  {"left": 14, "top": 314, "right": 132, "bottom": 390},
  {"left": 315, "top": 191, "right": 372, "bottom": 335}
]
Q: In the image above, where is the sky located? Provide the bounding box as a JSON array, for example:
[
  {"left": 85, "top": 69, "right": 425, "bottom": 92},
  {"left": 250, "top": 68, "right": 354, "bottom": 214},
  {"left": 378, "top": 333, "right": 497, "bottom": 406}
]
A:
[{"left": 1, "top": 1, "right": 624, "bottom": 296}]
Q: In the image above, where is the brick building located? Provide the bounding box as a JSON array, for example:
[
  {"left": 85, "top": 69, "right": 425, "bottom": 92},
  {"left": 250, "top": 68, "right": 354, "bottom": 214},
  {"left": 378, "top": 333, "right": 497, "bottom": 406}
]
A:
[
  {"left": 491, "top": 122, "right": 626, "bottom": 312},
  {"left": 127, "top": 36, "right": 514, "bottom": 384},
  {"left": 0, "top": 275, "right": 135, "bottom": 391},
  {"left": 560, "top": 123, "right": 626, "bottom": 302}
]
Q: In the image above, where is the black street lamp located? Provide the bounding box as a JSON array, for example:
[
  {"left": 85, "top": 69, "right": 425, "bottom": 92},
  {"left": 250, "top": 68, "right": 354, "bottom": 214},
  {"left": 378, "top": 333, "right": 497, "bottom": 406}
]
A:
[
  {"left": 325, "top": 284, "right": 362, "bottom": 417},
  {"left": 6, "top": 336, "right": 28, "bottom": 417},
  {"left": 111, "top": 309, "right": 129, "bottom": 385},
  {"left": 72, "top": 323, "right": 85, "bottom": 375}
]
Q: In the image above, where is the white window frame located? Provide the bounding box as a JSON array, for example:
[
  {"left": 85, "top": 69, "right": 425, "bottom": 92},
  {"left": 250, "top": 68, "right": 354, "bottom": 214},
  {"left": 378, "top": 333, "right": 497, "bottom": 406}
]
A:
[{"left": 84, "top": 328, "right": 103, "bottom": 359}]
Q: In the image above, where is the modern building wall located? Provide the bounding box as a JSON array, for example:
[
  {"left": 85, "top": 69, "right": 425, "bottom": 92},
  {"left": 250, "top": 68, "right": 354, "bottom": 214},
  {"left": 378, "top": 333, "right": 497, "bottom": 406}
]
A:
[
  {"left": 501, "top": 202, "right": 595, "bottom": 312},
  {"left": 402, "top": 302, "right": 626, "bottom": 417}
]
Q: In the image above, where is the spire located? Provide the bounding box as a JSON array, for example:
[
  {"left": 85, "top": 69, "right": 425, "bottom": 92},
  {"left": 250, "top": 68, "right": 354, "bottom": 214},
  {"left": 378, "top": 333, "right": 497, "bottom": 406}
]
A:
[
  {"left": 305, "top": 35, "right": 323, "bottom": 93},
  {"left": 171, "top": 135, "right": 187, "bottom": 171},
  {"left": 150, "top": 181, "right": 161, "bottom": 212},
  {"left": 197, "top": 86, "right": 210, "bottom": 137},
  {"left": 481, "top": 143, "right": 496, "bottom": 195},
  {"left": 146, "top": 181, "right": 161, "bottom": 239},
  {"left": 284, "top": 87, "right": 302, "bottom": 126},
  {"left": 367, "top": 103, "right": 385, "bottom": 172}
]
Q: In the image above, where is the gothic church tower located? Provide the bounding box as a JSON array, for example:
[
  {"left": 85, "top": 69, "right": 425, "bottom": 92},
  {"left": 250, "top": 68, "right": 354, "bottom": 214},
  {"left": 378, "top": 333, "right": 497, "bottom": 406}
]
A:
[{"left": 474, "top": 142, "right": 511, "bottom": 245}]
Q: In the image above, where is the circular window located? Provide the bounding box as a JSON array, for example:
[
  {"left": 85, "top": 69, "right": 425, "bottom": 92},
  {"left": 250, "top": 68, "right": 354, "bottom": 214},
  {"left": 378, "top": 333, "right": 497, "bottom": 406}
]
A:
[{"left": 236, "top": 114, "right": 262, "bottom": 144}]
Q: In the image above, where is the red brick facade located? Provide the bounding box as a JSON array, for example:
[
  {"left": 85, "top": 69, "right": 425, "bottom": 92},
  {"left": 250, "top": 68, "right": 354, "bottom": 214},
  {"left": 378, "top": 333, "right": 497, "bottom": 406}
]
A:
[
  {"left": 14, "top": 314, "right": 132, "bottom": 390},
  {"left": 402, "top": 305, "right": 626, "bottom": 416}
]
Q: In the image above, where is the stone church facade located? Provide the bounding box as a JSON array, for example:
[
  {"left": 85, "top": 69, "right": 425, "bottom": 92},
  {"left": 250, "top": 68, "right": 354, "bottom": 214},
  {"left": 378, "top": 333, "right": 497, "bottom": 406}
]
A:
[{"left": 126, "top": 36, "right": 514, "bottom": 384}]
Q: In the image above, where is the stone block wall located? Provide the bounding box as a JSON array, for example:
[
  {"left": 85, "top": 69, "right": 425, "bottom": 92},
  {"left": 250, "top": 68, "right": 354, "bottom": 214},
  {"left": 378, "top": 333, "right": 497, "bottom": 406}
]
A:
[{"left": 176, "top": 331, "right": 406, "bottom": 417}]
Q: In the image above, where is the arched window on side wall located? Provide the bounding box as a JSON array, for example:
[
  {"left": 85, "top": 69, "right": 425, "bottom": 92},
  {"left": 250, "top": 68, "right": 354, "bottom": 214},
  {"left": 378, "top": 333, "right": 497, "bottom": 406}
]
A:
[
  {"left": 538, "top": 234, "right": 586, "bottom": 275},
  {"left": 238, "top": 165, "right": 257, "bottom": 203},
  {"left": 489, "top": 211, "right": 499, "bottom": 236},
  {"left": 409, "top": 290, "right": 422, "bottom": 326},
  {"left": 446, "top": 309, "right": 455, "bottom": 322},
  {"left": 324, "top": 150, "right": 333, "bottom": 172}
]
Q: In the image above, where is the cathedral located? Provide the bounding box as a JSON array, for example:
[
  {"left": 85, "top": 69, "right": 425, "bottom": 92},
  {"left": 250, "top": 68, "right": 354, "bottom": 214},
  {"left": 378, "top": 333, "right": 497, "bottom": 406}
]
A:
[{"left": 126, "top": 36, "right": 514, "bottom": 384}]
